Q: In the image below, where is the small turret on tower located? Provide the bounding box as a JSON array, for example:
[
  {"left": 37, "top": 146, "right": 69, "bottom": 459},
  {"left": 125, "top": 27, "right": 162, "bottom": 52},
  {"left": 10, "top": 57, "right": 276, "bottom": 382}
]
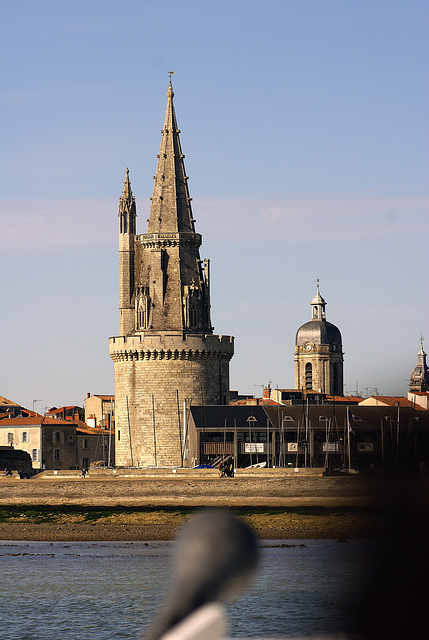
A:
[{"left": 118, "top": 168, "right": 136, "bottom": 335}]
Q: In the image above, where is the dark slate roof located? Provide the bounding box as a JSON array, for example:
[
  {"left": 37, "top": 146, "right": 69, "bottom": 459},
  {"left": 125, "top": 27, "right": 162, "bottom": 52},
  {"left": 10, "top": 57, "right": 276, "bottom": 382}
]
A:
[
  {"left": 264, "top": 404, "right": 429, "bottom": 431},
  {"left": 296, "top": 319, "right": 342, "bottom": 346},
  {"left": 190, "top": 405, "right": 271, "bottom": 429},
  {"left": 189, "top": 404, "right": 429, "bottom": 432}
]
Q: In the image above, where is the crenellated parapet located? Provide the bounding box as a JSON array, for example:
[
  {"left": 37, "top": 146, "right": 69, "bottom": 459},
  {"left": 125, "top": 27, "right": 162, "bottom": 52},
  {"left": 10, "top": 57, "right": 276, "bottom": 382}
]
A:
[{"left": 110, "top": 333, "right": 234, "bottom": 363}]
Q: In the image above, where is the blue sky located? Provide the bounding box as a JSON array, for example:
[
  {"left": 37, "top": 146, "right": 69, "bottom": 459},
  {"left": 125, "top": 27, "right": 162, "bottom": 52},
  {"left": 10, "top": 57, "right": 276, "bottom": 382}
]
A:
[{"left": 1, "top": 0, "right": 428, "bottom": 412}]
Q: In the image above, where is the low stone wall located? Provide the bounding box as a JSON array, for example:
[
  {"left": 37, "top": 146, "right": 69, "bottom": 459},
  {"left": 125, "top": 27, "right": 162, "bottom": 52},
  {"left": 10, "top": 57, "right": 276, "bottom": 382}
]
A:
[{"left": 37, "top": 467, "right": 325, "bottom": 480}]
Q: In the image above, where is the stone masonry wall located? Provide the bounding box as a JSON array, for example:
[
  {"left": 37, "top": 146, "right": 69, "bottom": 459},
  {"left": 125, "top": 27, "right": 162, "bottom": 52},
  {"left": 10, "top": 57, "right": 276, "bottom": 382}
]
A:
[
  {"left": 295, "top": 345, "right": 344, "bottom": 395},
  {"left": 110, "top": 333, "right": 233, "bottom": 467}
]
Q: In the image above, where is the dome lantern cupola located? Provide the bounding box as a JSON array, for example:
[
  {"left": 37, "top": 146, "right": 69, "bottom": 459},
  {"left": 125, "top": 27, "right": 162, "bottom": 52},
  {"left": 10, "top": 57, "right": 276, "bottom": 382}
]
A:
[{"left": 310, "top": 281, "right": 326, "bottom": 320}]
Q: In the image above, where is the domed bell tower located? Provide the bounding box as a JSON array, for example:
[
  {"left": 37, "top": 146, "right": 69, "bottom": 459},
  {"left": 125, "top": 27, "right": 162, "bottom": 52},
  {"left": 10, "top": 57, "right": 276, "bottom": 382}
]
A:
[{"left": 294, "top": 283, "right": 344, "bottom": 396}]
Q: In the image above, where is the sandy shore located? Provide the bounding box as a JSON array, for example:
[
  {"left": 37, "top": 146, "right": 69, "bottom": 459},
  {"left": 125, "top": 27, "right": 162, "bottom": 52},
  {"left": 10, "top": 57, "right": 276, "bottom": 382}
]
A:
[{"left": 0, "top": 472, "right": 426, "bottom": 541}]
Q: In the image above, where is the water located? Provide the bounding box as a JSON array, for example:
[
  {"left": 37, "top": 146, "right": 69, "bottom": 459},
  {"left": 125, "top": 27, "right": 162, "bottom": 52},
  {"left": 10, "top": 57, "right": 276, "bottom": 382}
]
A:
[{"left": 0, "top": 539, "right": 371, "bottom": 638}]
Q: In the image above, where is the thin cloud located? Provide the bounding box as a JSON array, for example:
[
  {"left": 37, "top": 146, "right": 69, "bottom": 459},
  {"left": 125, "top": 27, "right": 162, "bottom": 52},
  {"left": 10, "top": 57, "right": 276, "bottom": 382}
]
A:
[
  {"left": 0, "top": 198, "right": 117, "bottom": 251},
  {"left": 0, "top": 83, "right": 113, "bottom": 105},
  {"left": 1, "top": 195, "right": 427, "bottom": 252},
  {"left": 196, "top": 196, "right": 429, "bottom": 243}
]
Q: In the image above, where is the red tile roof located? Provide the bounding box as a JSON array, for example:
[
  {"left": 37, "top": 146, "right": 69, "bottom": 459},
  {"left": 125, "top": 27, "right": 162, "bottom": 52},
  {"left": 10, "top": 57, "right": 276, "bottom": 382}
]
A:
[
  {"left": 326, "top": 396, "right": 362, "bottom": 403},
  {"left": 361, "top": 396, "right": 420, "bottom": 408},
  {"left": 230, "top": 398, "right": 280, "bottom": 406},
  {"left": 46, "top": 406, "right": 80, "bottom": 413},
  {"left": 76, "top": 422, "right": 114, "bottom": 435},
  {"left": 0, "top": 416, "right": 72, "bottom": 426},
  {"left": 0, "top": 395, "right": 20, "bottom": 407}
]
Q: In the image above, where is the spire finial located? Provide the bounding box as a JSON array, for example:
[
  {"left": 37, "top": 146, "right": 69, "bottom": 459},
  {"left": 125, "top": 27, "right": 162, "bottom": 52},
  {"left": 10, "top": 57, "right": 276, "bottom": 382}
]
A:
[
  {"left": 315, "top": 277, "right": 320, "bottom": 293},
  {"left": 167, "top": 71, "right": 174, "bottom": 98}
]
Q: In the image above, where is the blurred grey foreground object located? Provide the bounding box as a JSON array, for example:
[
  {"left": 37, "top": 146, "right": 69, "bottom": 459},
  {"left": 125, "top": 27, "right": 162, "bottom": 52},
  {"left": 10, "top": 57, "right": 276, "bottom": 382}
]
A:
[{"left": 144, "top": 509, "right": 259, "bottom": 640}]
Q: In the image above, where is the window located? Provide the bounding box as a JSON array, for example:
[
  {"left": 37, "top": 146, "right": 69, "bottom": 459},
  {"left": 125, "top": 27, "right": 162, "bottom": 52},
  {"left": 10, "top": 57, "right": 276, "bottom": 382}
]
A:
[
  {"left": 117, "top": 430, "right": 121, "bottom": 441},
  {"left": 32, "top": 449, "right": 38, "bottom": 462},
  {"left": 82, "top": 439, "right": 90, "bottom": 450},
  {"left": 22, "top": 432, "right": 29, "bottom": 443},
  {"left": 7, "top": 432, "right": 13, "bottom": 444},
  {"left": 305, "top": 363, "right": 312, "bottom": 389},
  {"left": 54, "top": 449, "right": 61, "bottom": 461},
  {"left": 333, "top": 362, "right": 339, "bottom": 394},
  {"left": 53, "top": 431, "right": 63, "bottom": 443}
]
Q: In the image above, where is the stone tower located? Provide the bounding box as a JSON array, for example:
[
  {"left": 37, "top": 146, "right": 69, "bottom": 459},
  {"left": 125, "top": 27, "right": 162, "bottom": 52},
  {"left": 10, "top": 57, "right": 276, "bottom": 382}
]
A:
[
  {"left": 294, "top": 284, "right": 344, "bottom": 395},
  {"left": 409, "top": 338, "right": 429, "bottom": 393},
  {"left": 110, "top": 82, "right": 234, "bottom": 468}
]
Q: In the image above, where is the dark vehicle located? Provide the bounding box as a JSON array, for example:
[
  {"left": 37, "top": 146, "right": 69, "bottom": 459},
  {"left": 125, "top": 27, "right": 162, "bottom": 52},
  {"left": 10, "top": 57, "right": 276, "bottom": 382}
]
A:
[{"left": 0, "top": 447, "right": 33, "bottom": 477}]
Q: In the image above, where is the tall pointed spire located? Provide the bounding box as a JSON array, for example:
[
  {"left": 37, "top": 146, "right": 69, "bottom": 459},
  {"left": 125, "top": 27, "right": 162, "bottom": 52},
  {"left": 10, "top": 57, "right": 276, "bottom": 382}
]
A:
[
  {"left": 147, "top": 82, "right": 195, "bottom": 235},
  {"left": 136, "top": 82, "right": 211, "bottom": 334}
]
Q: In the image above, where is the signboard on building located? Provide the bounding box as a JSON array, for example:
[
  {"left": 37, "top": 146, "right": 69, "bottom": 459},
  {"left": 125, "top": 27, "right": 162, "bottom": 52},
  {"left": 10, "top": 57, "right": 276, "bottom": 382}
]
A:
[
  {"left": 244, "top": 442, "right": 265, "bottom": 453},
  {"left": 288, "top": 443, "right": 298, "bottom": 452},
  {"left": 322, "top": 442, "right": 339, "bottom": 452}
]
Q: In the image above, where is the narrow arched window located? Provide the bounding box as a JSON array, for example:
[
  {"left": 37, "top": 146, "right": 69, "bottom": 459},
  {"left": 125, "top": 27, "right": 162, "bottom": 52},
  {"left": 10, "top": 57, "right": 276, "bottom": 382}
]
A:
[
  {"left": 333, "top": 362, "right": 339, "bottom": 395},
  {"left": 305, "top": 362, "right": 312, "bottom": 389}
]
